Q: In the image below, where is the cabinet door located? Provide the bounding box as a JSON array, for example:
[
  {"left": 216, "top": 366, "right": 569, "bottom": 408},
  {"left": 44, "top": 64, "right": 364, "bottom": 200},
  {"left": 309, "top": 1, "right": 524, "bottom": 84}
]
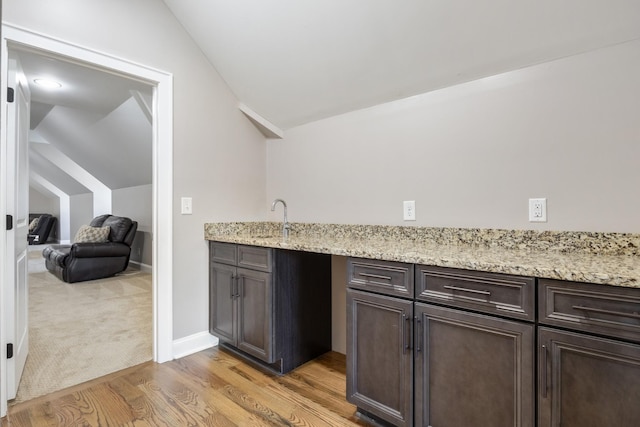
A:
[
  {"left": 539, "top": 327, "right": 640, "bottom": 427},
  {"left": 237, "top": 267, "right": 275, "bottom": 363},
  {"left": 415, "top": 303, "right": 534, "bottom": 427},
  {"left": 347, "top": 289, "right": 413, "bottom": 427},
  {"left": 210, "top": 262, "right": 237, "bottom": 345}
]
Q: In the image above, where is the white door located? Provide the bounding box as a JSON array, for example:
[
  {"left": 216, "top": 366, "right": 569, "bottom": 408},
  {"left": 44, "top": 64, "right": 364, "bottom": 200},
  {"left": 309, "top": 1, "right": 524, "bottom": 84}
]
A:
[{"left": 4, "top": 55, "right": 31, "bottom": 400}]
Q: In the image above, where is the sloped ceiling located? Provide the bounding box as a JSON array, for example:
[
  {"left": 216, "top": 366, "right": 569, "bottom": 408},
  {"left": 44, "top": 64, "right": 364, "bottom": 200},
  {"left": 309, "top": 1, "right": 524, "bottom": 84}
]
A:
[
  {"left": 16, "top": 49, "right": 153, "bottom": 195},
  {"left": 163, "top": 0, "right": 640, "bottom": 129}
]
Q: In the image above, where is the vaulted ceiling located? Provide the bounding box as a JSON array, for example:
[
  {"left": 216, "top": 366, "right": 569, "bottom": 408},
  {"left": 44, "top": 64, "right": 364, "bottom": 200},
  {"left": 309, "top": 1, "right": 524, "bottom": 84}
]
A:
[
  {"left": 18, "top": 1, "right": 640, "bottom": 201},
  {"left": 163, "top": 0, "right": 640, "bottom": 130},
  {"left": 16, "top": 49, "right": 153, "bottom": 198}
]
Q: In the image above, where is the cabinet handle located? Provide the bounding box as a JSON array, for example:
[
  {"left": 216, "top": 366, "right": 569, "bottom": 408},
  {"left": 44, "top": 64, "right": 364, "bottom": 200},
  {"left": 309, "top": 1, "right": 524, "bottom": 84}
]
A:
[
  {"left": 402, "top": 314, "right": 407, "bottom": 353},
  {"left": 541, "top": 344, "right": 548, "bottom": 398},
  {"left": 443, "top": 285, "right": 491, "bottom": 296},
  {"left": 359, "top": 272, "right": 392, "bottom": 281},
  {"left": 572, "top": 305, "right": 640, "bottom": 319},
  {"left": 416, "top": 316, "right": 422, "bottom": 352},
  {"left": 234, "top": 276, "right": 241, "bottom": 298},
  {"left": 408, "top": 316, "right": 413, "bottom": 352},
  {"left": 230, "top": 275, "right": 240, "bottom": 299}
]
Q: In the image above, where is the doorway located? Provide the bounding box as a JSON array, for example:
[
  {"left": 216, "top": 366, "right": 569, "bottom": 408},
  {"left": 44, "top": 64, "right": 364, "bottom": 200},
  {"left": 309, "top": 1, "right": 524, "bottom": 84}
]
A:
[{"left": 1, "top": 24, "right": 173, "bottom": 415}]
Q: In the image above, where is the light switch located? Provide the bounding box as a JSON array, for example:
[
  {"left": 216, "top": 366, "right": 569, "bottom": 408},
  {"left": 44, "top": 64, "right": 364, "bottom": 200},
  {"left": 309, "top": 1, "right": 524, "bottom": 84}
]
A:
[{"left": 181, "top": 197, "right": 193, "bottom": 215}]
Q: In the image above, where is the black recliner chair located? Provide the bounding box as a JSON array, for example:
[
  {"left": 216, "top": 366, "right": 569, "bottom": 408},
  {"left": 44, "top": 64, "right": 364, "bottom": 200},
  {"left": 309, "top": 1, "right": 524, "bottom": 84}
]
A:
[
  {"left": 43, "top": 214, "right": 138, "bottom": 283},
  {"left": 28, "top": 214, "right": 57, "bottom": 245}
]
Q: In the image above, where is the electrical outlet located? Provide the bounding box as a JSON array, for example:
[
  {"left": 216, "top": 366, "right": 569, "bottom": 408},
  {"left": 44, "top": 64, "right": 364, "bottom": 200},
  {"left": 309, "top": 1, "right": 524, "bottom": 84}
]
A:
[
  {"left": 181, "top": 197, "right": 193, "bottom": 215},
  {"left": 529, "top": 198, "right": 547, "bottom": 222},
  {"left": 403, "top": 201, "right": 416, "bottom": 221}
]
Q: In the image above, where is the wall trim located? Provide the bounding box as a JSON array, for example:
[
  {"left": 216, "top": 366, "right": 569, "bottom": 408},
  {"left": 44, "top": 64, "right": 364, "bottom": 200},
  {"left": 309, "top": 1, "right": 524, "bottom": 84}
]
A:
[
  {"left": 129, "top": 261, "right": 152, "bottom": 273},
  {"left": 172, "top": 331, "right": 218, "bottom": 360}
]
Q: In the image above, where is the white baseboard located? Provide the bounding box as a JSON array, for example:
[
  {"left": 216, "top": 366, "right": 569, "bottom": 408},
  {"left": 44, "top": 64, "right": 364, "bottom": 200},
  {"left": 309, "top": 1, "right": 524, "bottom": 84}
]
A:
[
  {"left": 129, "top": 261, "right": 152, "bottom": 273},
  {"left": 172, "top": 331, "right": 219, "bottom": 359}
]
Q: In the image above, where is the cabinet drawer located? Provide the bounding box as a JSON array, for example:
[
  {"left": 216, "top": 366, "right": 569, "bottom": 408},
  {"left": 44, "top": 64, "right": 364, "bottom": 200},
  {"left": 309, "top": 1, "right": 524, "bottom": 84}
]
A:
[
  {"left": 539, "top": 279, "right": 640, "bottom": 343},
  {"left": 210, "top": 241, "right": 237, "bottom": 265},
  {"left": 347, "top": 258, "right": 413, "bottom": 299},
  {"left": 416, "top": 265, "right": 535, "bottom": 321},
  {"left": 238, "top": 245, "right": 272, "bottom": 272}
]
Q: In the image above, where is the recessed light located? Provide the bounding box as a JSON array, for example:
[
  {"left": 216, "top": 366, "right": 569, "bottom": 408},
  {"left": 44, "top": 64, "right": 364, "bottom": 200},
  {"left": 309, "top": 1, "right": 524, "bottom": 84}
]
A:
[{"left": 34, "top": 78, "right": 62, "bottom": 89}]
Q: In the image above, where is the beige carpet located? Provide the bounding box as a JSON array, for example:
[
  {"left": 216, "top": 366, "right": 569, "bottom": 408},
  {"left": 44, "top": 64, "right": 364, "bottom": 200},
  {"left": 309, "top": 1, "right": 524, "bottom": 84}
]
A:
[{"left": 13, "top": 248, "right": 153, "bottom": 403}]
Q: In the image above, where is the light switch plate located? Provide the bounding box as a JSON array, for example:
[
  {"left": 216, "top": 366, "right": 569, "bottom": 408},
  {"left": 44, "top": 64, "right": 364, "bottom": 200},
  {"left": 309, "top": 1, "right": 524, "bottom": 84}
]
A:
[{"left": 181, "top": 197, "right": 193, "bottom": 215}]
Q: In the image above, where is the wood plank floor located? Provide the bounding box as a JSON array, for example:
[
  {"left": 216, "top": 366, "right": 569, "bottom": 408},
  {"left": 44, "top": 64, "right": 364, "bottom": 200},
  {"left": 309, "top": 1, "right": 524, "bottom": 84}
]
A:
[{"left": 3, "top": 348, "right": 369, "bottom": 427}]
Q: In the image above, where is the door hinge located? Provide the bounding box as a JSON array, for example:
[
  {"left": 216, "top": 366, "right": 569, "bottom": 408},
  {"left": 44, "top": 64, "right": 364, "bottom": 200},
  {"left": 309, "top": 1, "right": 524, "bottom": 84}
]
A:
[
  {"left": 7, "top": 343, "right": 13, "bottom": 359},
  {"left": 6, "top": 214, "right": 13, "bottom": 231},
  {"left": 7, "top": 87, "right": 14, "bottom": 103}
]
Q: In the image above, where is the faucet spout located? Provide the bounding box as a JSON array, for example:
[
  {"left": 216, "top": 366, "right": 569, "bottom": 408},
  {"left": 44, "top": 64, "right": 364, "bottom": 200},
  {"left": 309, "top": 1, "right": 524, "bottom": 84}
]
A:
[{"left": 270, "top": 199, "right": 289, "bottom": 239}]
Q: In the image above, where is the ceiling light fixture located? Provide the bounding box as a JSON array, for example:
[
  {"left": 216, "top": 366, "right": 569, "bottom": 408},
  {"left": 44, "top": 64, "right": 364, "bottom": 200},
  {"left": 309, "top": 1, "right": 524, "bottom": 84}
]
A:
[{"left": 34, "top": 78, "right": 62, "bottom": 89}]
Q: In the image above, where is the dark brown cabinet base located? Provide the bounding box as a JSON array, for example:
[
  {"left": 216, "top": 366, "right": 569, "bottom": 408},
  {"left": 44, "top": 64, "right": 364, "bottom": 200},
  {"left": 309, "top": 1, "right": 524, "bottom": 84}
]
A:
[
  {"left": 210, "top": 242, "right": 332, "bottom": 374},
  {"left": 347, "top": 289, "right": 414, "bottom": 427}
]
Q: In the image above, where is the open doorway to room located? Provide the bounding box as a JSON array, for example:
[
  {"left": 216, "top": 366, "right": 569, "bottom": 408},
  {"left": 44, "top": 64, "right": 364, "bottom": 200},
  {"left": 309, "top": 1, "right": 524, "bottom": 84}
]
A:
[
  {"left": 1, "top": 26, "right": 173, "bottom": 414},
  {"left": 11, "top": 47, "right": 154, "bottom": 403}
]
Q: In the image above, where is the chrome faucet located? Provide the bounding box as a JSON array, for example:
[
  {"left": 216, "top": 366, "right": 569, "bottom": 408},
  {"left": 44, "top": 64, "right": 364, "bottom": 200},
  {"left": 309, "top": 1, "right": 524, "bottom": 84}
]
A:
[{"left": 270, "top": 198, "right": 289, "bottom": 239}]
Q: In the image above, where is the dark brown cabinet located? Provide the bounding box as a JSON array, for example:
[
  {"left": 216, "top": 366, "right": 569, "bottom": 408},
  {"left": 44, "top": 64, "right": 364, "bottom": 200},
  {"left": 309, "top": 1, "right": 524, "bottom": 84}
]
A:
[
  {"left": 209, "top": 241, "right": 332, "bottom": 374},
  {"left": 347, "top": 259, "right": 535, "bottom": 427},
  {"left": 538, "top": 327, "right": 640, "bottom": 427},
  {"left": 210, "top": 244, "right": 275, "bottom": 363},
  {"left": 538, "top": 279, "right": 640, "bottom": 427},
  {"left": 347, "top": 289, "right": 414, "bottom": 427},
  {"left": 414, "top": 303, "right": 534, "bottom": 427}
]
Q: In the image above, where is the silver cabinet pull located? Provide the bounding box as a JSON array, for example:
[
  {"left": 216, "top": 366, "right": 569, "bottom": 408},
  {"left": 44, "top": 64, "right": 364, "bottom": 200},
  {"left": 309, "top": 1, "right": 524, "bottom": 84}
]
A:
[
  {"left": 230, "top": 275, "right": 235, "bottom": 299},
  {"left": 359, "top": 272, "right": 392, "bottom": 281},
  {"left": 443, "top": 285, "right": 491, "bottom": 296},
  {"left": 572, "top": 305, "right": 640, "bottom": 319}
]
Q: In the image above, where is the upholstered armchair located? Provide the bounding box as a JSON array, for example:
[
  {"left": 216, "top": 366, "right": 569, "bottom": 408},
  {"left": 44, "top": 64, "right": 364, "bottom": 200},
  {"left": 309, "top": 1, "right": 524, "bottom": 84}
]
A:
[
  {"left": 28, "top": 214, "right": 57, "bottom": 245},
  {"left": 43, "top": 214, "right": 138, "bottom": 283}
]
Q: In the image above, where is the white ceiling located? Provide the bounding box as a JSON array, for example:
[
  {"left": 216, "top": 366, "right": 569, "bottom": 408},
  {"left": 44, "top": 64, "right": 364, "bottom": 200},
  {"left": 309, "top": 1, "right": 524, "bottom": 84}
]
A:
[
  {"left": 163, "top": 0, "right": 640, "bottom": 129},
  {"left": 15, "top": 49, "right": 153, "bottom": 196}
]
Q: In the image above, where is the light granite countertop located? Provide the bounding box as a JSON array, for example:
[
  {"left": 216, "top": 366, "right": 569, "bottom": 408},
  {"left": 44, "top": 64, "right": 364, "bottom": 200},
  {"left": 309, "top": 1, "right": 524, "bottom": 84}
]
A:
[{"left": 204, "top": 222, "right": 640, "bottom": 289}]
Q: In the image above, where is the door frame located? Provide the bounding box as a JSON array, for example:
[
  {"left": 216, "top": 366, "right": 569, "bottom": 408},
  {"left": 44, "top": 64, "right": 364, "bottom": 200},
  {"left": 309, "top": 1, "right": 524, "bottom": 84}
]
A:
[{"left": 0, "top": 24, "right": 174, "bottom": 415}]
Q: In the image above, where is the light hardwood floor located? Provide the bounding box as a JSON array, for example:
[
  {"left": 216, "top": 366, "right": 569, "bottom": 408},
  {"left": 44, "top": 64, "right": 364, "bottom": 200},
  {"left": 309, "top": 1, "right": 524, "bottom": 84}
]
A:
[{"left": 3, "top": 348, "right": 368, "bottom": 427}]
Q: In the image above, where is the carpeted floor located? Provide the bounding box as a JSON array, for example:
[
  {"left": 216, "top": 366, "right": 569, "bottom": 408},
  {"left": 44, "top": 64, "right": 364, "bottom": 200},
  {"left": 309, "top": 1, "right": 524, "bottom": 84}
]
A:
[{"left": 12, "top": 248, "right": 153, "bottom": 403}]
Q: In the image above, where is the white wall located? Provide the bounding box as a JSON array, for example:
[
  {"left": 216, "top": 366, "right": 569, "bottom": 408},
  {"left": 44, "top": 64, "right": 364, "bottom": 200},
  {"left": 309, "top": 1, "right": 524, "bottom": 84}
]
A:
[
  {"left": 112, "top": 184, "right": 152, "bottom": 266},
  {"left": 69, "top": 193, "right": 93, "bottom": 241},
  {"left": 29, "top": 187, "right": 56, "bottom": 215},
  {"left": 267, "top": 40, "right": 640, "bottom": 234},
  {"left": 4, "top": 0, "right": 267, "bottom": 339}
]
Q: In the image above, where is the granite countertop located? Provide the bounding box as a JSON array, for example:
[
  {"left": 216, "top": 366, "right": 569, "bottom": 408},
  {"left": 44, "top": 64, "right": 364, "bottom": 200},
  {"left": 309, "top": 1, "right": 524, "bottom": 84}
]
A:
[{"left": 204, "top": 222, "right": 640, "bottom": 289}]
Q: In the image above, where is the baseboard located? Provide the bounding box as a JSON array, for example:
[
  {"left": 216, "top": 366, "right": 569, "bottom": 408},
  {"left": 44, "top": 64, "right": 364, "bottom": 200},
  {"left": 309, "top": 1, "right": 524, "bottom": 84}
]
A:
[
  {"left": 129, "top": 261, "right": 152, "bottom": 273},
  {"left": 172, "top": 331, "right": 219, "bottom": 359}
]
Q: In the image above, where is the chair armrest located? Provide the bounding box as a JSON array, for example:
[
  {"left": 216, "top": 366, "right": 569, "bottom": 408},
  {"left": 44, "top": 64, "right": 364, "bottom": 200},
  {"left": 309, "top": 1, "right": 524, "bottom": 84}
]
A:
[{"left": 71, "top": 242, "right": 131, "bottom": 258}]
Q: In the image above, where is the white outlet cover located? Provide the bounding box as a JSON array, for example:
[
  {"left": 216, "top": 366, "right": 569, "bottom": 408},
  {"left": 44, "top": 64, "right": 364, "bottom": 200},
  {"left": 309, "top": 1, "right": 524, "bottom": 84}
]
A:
[
  {"left": 528, "top": 198, "right": 547, "bottom": 222},
  {"left": 403, "top": 200, "right": 416, "bottom": 221}
]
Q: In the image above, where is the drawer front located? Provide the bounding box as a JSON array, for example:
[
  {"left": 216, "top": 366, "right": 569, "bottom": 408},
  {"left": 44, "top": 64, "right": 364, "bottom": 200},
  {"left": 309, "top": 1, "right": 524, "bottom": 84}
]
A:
[
  {"left": 347, "top": 258, "right": 413, "bottom": 299},
  {"left": 539, "top": 279, "right": 640, "bottom": 343},
  {"left": 210, "top": 241, "right": 237, "bottom": 265},
  {"left": 416, "top": 265, "right": 535, "bottom": 321},
  {"left": 237, "top": 245, "right": 273, "bottom": 272}
]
